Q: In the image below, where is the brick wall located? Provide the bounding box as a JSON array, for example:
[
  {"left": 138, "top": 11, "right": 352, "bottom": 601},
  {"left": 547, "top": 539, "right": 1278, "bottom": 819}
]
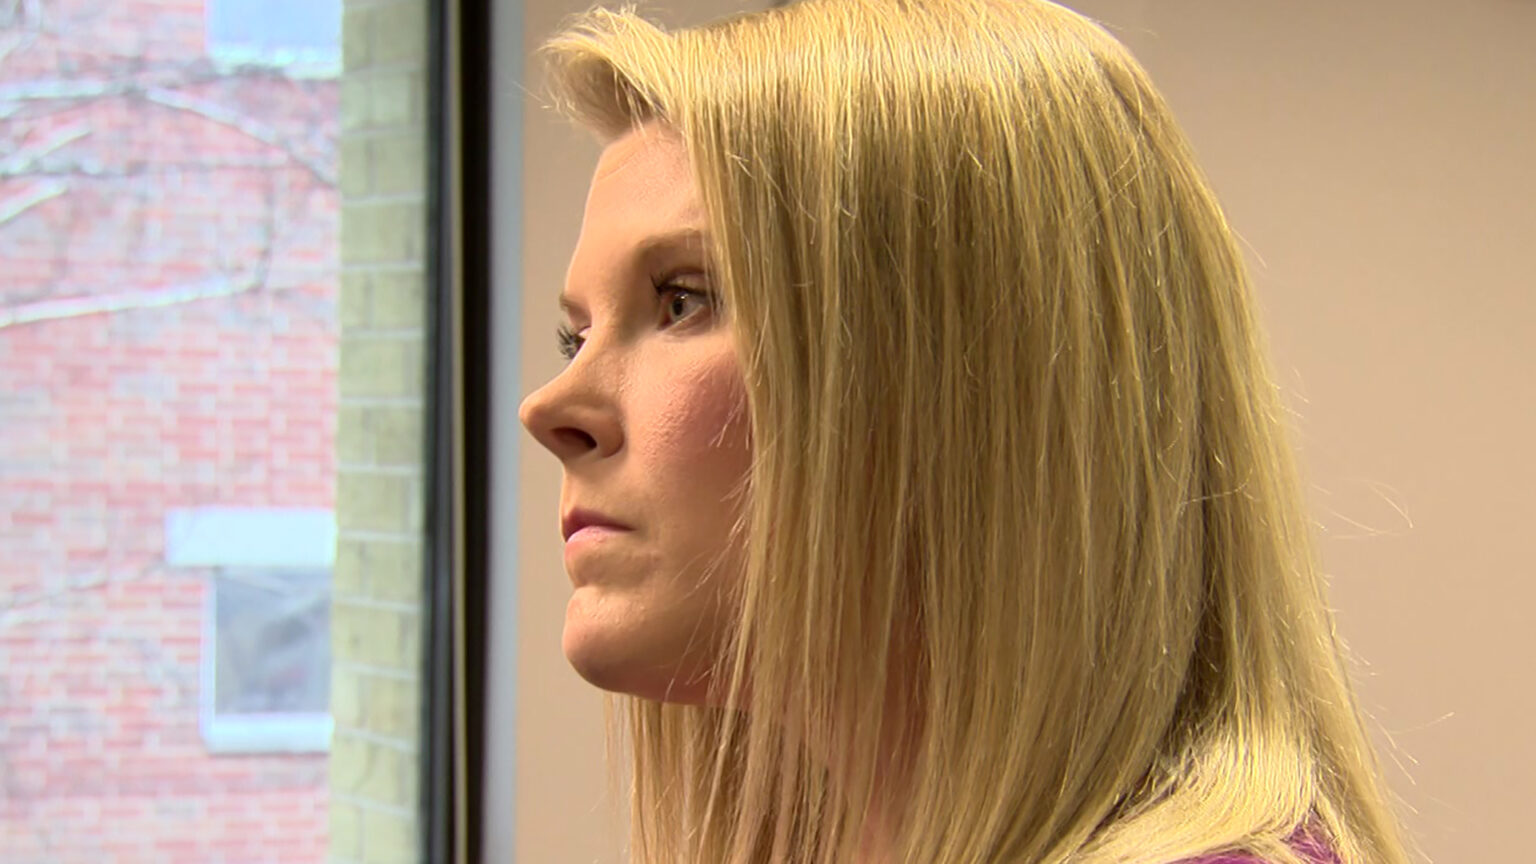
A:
[{"left": 0, "top": 0, "right": 427, "bottom": 861}]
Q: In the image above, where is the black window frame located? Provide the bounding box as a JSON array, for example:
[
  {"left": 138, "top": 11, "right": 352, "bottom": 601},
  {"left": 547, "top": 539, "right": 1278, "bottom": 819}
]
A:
[{"left": 424, "top": 0, "right": 494, "bottom": 861}]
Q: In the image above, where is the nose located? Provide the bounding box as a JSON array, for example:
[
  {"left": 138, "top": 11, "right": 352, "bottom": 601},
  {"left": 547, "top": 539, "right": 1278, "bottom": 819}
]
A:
[{"left": 519, "top": 361, "right": 624, "bottom": 464}]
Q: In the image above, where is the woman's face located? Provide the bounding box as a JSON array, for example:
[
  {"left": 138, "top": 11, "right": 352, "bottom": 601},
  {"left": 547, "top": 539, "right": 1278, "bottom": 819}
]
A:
[{"left": 519, "top": 123, "right": 750, "bottom": 705}]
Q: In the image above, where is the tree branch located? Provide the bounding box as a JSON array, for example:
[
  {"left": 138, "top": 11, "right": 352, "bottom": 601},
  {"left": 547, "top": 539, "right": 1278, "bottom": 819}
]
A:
[
  {"left": 0, "top": 271, "right": 261, "bottom": 329},
  {"left": 140, "top": 87, "right": 336, "bottom": 187},
  {"left": 0, "top": 153, "right": 289, "bottom": 179},
  {"left": 0, "top": 178, "right": 66, "bottom": 225},
  {"left": 0, "top": 120, "right": 90, "bottom": 176},
  {"left": 0, "top": 61, "right": 281, "bottom": 106},
  {"left": 0, "top": 72, "right": 337, "bottom": 189}
]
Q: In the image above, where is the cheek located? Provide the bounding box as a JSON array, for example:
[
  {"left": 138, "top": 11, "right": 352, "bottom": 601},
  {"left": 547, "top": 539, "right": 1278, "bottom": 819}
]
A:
[
  {"left": 563, "top": 342, "right": 749, "bottom": 704},
  {"left": 633, "top": 345, "right": 749, "bottom": 482}
]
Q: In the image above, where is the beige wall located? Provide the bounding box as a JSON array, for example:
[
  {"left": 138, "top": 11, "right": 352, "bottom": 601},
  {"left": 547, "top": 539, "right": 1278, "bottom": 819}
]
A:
[
  {"left": 512, "top": 2, "right": 1535, "bottom": 861},
  {"left": 1066, "top": 3, "right": 1535, "bottom": 862}
]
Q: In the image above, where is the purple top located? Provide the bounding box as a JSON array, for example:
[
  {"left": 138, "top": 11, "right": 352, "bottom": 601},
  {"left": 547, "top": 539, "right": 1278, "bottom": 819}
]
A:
[{"left": 1180, "top": 829, "right": 1340, "bottom": 864}]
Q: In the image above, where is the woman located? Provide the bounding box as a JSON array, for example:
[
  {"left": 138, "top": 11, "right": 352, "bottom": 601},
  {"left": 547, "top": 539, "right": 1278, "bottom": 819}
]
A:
[{"left": 520, "top": 0, "right": 1413, "bottom": 861}]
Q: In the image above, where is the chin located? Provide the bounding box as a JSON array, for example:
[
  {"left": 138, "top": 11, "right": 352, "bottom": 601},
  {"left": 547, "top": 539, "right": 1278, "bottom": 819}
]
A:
[{"left": 562, "top": 590, "right": 719, "bottom": 705}]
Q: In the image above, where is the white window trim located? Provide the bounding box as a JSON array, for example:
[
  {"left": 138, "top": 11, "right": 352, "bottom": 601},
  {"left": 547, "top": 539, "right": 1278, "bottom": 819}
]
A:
[{"left": 167, "top": 507, "right": 336, "bottom": 755}]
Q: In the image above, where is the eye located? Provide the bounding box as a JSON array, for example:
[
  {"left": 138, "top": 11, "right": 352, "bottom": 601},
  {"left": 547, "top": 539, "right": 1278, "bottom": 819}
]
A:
[
  {"left": 556, "top": 324, "right": 585, "bottom": 361},
  {"left": 657, "top": 282, "right": 714, "bottom": 329}
]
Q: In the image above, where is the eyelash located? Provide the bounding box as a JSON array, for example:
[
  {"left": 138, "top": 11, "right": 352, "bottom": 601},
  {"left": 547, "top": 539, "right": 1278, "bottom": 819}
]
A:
[
  {"left": 556, "top": 277, "right": 715, "bottom": 361},
  {"left": 556, "top": 323, "right": 583, "bottom": 361}
]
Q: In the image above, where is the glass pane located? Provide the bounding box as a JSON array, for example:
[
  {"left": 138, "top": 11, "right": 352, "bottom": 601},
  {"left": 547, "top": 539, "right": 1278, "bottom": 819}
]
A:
[
  {"left": 0, "top": 0, "right": 433, "bottom": 860},
  {"left": 213, "top": 569, "right": 331, "bottom": 716},
  {"left": 208, "top": 0, "right": 343, "bottom": 67}
]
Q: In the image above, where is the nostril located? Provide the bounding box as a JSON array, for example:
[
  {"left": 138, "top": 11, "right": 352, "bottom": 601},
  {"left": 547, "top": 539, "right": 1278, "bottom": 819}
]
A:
[{"left": 554, "top": 426, "right": 598, "bottom": 454}]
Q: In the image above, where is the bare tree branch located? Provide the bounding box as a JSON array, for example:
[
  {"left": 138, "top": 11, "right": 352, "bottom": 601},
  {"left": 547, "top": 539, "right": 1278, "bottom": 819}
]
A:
[
  {"left": 253, "top": 159, "right": 280, "bottom": 288},
  {"left": 1, "top": 74, "right": 173, "bottom": 105},
  {"left": 140, "top": 87, "right": 336, "bottom": 186},
  {"left": 0, "top": 119, "right": 89, "bottom": 175},
  {"left": 0, "top": 570, "right": 131, "bottom": 625},
  {"left": 0, "top": 177, "right": 65, "bottom": 225},
  {"left": 0, "top": 61, "right": 290, "bottom": 106},
  {"left": 0, "top": 154, "right": 288, "bottom": 179},
  {"left": 0, "top": 70, "right": 337, "bottom": 188},
  {"left": 0, "top": 271, "right": 261, "bottom": 329}
]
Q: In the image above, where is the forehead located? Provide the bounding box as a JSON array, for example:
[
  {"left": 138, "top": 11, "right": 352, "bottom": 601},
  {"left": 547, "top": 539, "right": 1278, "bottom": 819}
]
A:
[
  {"left": 590, "top": 123, "right": 697, "bottom": 208},
  {"left": 570, "top": 124, "right": 709, "bottom": 274}
]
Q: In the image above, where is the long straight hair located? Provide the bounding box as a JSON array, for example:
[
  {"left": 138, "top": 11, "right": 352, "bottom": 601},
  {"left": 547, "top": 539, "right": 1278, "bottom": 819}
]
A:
[{"left": 543, "top": 2, "right": 1412, "bottom": 862}]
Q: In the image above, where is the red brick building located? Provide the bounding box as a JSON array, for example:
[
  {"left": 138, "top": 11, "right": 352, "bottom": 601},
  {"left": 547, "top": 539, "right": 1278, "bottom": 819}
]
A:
[{"left": 2, "top": 1, "right": 341, "bottom": 860}]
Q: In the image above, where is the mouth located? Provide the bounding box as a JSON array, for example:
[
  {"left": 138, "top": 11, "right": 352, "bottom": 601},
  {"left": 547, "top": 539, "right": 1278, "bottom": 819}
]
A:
[{"left": 561, "top": 508, "right": 632, "bottom": 543}]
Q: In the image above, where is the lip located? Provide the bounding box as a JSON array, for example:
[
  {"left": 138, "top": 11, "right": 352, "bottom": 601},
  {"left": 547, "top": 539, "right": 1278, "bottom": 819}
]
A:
[{"left": 561, "top": 508, "right": 632, "bottom": 543}]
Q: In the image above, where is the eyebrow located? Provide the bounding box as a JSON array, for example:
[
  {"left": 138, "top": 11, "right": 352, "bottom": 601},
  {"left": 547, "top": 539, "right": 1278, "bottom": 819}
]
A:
[{"left": 558, "top": 227, "right": 713, "bottom": 315}]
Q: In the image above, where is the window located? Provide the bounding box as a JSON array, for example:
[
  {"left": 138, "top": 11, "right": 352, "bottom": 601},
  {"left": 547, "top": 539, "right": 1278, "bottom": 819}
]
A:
[
  {"left": 206, "top": 0, "right": 343, "bottom": 74},
  {"left": 211, "top": 571, "right": 331, "bottom": 717},
  {"left": 1, "top": 0, "right": 451, "bottom": 859},
  {"left": 166, "top": 507, "right": 335, "bottom": 754}
]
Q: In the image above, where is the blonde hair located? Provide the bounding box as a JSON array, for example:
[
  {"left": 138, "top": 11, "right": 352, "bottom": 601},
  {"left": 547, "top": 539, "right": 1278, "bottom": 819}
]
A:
[{"left": 543, "top": 1, "right": 1412, "bottom": 862}]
